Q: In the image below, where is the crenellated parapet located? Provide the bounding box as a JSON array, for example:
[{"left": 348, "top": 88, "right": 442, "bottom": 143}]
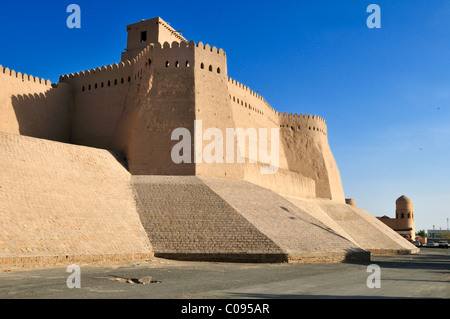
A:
[
  {"left": 58, "top": 39, "right": 227, "bottom": 93},
  {"left": 227, "top": 76, "right": 279, "bottom": 124},
  {"left": 277, "top": 112, "right": 327, "bottom": 136},
  {"left": 227, "top": 76, "right": 327, "bottom": 136},
  {"left": 0, "top": 65, "right": 52, "bottom": 86}
]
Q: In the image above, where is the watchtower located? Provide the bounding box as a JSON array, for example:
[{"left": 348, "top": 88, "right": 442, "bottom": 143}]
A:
[{"left": 121, "top": 17, "right": 187, "bottom": 62}]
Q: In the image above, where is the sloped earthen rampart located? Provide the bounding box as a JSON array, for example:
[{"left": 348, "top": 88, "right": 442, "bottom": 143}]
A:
[{"left": 0, "top": 132, "right": 153, "bottom": 269}]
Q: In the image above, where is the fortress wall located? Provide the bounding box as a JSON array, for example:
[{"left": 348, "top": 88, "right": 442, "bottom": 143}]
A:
[
  {"left": 0, "top": 132, "right": 153, "bottom": 269},
  {"left": 125, "top": 41, "right": 196, "bottom": 175},
  {"left": 315, "top": 198, "right": 419, "bottom": 254},
  {"left": 226, "top": 76, "right": 342, "bottom": 200},
  {"left": 226, "top": 79, "right": 316, "bottom": 198},
  {"left": 59, "top": 61, "right": 137, "bottom": 149},
  {"left": 227, "top": 77, "right": 279, "bottom": 126},
  {"left": 282, "top": 196, "right": 419, "bottom": 255},
  {"left": 199, "top": 177, "right": 369, "bottom": 262},
  {"left": 132, "top": 176, "right": 287, "bottom": 262},
  {"left": 194, "top": 42, "right": 241, "bottom": 179},
  {"left": 0, "top": 66, "right": 71, "bottom": 143}
]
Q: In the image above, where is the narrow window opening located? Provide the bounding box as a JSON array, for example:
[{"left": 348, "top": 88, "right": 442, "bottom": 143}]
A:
[
  {"left": 166, "top": 61, "right": 170, "bottom": 68},
  {"left": 200, "top": 63, "right": 204, "bottom": 69},
  {"left": 209, "top": 65, "right": 212, "bottom": 72},
  {"left": 186, "top": 61, "right": 190, "bottom": 67},
  {"left": 175, "top": 61, "right": 180, "bottom": 68},
  {"left": 140, "top": 31, "right": 147, "bottom": 43},
  {"left": 217, "top": 67, "right": 221, "bottom": 74},
  {"left": 128, "top": 76, "right": 131, "bottom": 82}
]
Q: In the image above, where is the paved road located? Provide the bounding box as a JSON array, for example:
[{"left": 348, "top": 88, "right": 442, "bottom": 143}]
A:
[{"left": 0, "top": 248, "right": 448, "bottom": 299}]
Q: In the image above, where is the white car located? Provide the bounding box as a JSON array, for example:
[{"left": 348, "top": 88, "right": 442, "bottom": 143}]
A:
[{"left": 426, "top": 241, "right": 436, "bottom": 247}]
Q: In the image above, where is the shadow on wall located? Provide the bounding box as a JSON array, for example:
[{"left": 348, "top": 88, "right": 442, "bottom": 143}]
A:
[{"left": 11, "top": 85, "right": 71, "bottom": 143}]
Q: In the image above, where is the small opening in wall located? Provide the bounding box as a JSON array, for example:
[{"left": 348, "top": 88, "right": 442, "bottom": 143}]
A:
[
  {"left": 88, "top": 84, "right": 91, "bottom": 90},
  {"left": 121, "top": 78, "right": 124, "bottom": 84},
  {"left": 217, "top": 67, "right": 221, "bottom": 74},
  {"left": 200, "top": 63, "right": 204, "bottom": 69},
  {"left": 140, "top": 31, "right": 147, "bottom": 43},
  {"left": 82, "top": 86, "right": 85, "bottom": 92},
  {"left": 166, "top": 61, "right": 170, "bottom": 68},
  {"left": 175, "top": 61, "right": 180, "bottom": 68},
  {"left": 94, "top": 83, "right": 97, "bottom": 89},
  {"left": 108, "top": 80, "right": 111, "bottom": 87},
  {"left": 148, "top": 59, "right": 152, "bottom": 66},
  {"left": 401, "top": 213, "right": 404, "bottom": 218},
  {"left": 186, "top": 61, "right": 190, "bottom": 67},
  {"left": 101, "top": 82, "right": 104, "bottom": 88},
  {"left": 128, "top": 76, "right": 131, "bottom": 82},
  {"left": 114, "top": 79, "right": 117, "bottom": 85},
  {"left": 209, "top": 65, "right": 212, "bottom": 72}
]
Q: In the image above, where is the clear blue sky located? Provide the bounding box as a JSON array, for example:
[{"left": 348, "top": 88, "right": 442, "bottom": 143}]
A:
[{"left": 1, "top": 0, "right": 449, "bottom": 232}]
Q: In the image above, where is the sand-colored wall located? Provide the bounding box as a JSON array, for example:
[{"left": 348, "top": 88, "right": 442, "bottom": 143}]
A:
[
  {"left": 0, "top": 132, "right": 153, "bottom": 269},
  {"left": 283, "top": 195, "right": 419, "bottom": 255},
  {"left": 126, "top": 41, "right": 196, "bottom": 175},
  {"left": 56, "top": 38, "right": 346, "bottom": 201},
  {"left": 132, "top": 175, "right": 369, "bottom": 263},
  {"left": 133, "top": 175, "right": 287, "bottom": 262},
  {"left": 226, "top": 77, "right": 345, "bottom": 201},
  {"left": 0, "top": 66, "right": 71, "bottom": 143},
  {"left": 122, "top": 17, "right": 186, "bottom": 62}
]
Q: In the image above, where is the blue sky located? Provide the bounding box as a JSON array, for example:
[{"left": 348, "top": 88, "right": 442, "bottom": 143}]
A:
[{"left": 1, "top": 0, "right": 449, "bottom": 232}]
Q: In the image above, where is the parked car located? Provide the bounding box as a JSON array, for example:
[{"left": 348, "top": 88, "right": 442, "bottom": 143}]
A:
[
  {"left": 438, "top": 241, "right": 449, "bottom": 248},
  {"left": 412, "top": 241, "right": 421, "bottom": 247},
  {"left": 426, "top": 241, "right": 436, "bottom": 247}
]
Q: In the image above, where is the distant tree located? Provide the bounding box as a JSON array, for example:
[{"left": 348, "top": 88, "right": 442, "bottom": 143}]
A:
[{"left": 416, "top": 230, "right": 427, "bottom": 238}]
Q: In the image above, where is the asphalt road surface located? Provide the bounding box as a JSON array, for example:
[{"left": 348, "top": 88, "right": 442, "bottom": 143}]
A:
[{"left": 0, "top": 247, "right": 448, "bottom": 299}]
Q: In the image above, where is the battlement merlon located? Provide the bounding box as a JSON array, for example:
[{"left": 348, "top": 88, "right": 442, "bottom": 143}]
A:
[{"left": 121, "top": 17, "right": 187, "bottom": 62}]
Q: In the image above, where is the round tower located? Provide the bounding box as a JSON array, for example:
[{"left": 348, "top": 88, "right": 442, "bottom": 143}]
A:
[
  {"left": 345, "top": 198, "right": 357, "bottom": 207},
  {"left": 395, "top": 195, "right": 415, "bottom": 240}
]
